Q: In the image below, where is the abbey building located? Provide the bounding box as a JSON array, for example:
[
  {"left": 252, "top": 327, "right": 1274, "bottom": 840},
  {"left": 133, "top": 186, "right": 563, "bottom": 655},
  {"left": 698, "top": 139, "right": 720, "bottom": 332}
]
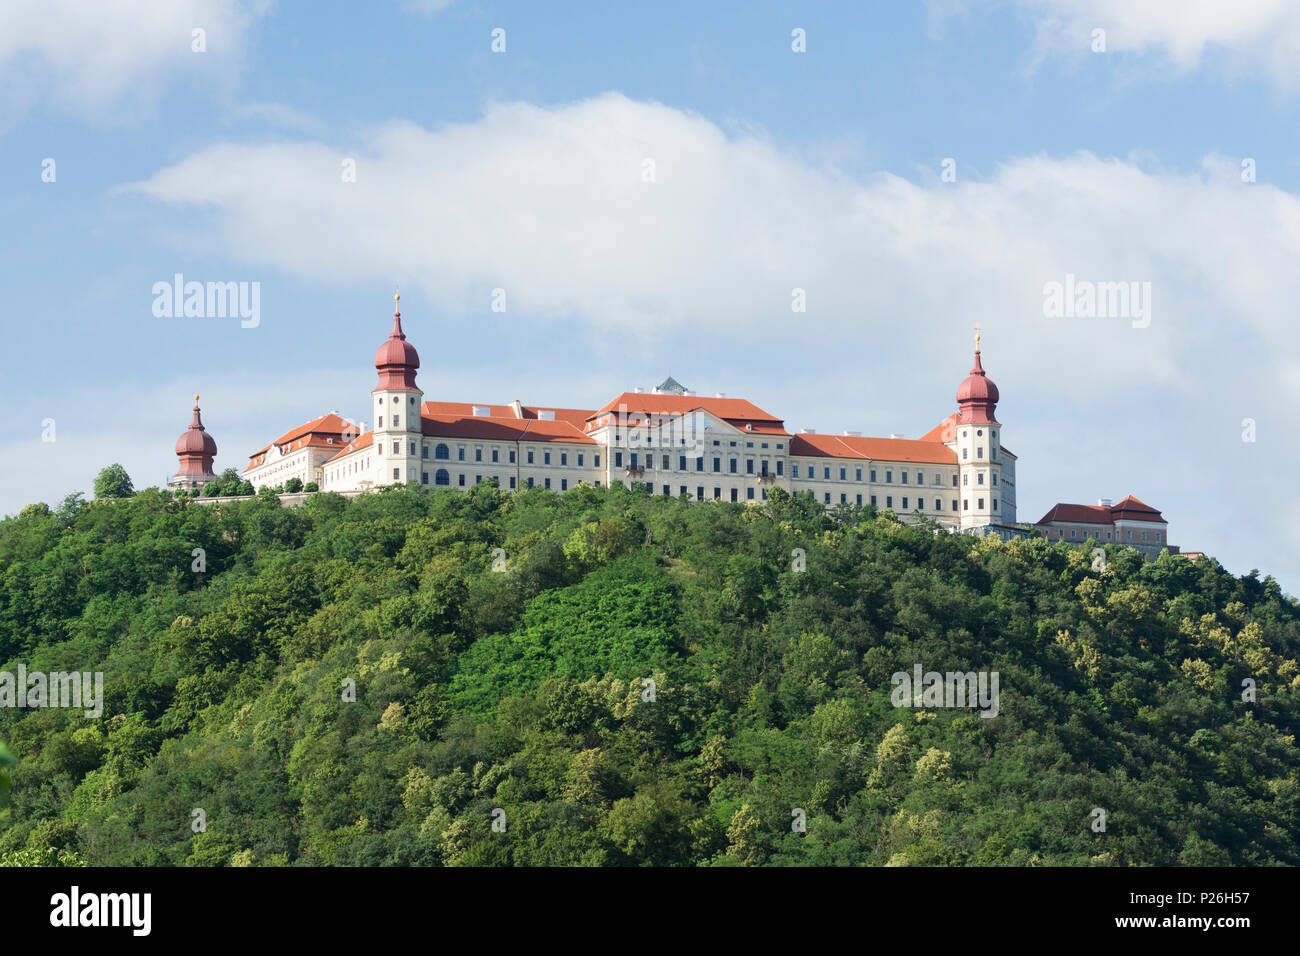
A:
[{"left": 223, "top": 294, "right": 1019, "bottom": 533}]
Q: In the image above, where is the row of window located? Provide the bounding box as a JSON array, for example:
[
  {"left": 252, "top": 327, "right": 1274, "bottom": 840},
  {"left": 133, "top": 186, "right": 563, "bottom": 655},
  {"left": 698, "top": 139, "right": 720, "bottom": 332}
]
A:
[{"left": 1046, "top": 526, "right": 1162, "bottom": 542}]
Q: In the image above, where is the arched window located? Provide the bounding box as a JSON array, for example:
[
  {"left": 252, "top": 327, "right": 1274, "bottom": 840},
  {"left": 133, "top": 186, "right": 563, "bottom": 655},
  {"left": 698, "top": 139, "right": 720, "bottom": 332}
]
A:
[
  {"left": 435, "top": 444, "right": 450, "bottom": 460},
  {"left": 435, "top": 469, "right": 450, "bottom": 486}
]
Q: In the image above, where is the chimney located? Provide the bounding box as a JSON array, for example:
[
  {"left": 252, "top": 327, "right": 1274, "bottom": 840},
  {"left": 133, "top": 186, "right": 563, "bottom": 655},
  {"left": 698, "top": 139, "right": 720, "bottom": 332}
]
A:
[
  {"left": 510, "top": 400, "right": 523, "bottom": 419},
  {"left": 801, "top": 428, "right": 816, "bottom": 434},
  {"left": 715, "top": 392, "right": 726, "bottom": 398},
  {"left": 1098, "top": 497, "right": 1113, "bottom": 507},
  {"left": 843, "top": 430, "right": 861, "bottom": 437},
  {"left": 634, "top": 386, "right": 643, "bottom": 394},
  {"left": 890, "top": 433, "right": 905, "bottom": 440}
]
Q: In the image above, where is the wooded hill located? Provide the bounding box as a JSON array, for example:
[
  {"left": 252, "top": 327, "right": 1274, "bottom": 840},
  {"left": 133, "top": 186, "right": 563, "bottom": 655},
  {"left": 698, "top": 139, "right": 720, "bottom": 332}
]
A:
[{"left": 0, "top": 482, "right": 1296, "bottom": 866}]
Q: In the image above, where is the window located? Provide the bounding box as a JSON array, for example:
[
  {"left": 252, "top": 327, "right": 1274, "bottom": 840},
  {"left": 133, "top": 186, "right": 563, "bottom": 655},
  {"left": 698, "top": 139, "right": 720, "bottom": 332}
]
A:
[
  {"left": 823, "top": 467, "right": 830, "bottom": 480},
  {"left": 459, "top": 474, "right": 466, "bottom": 487},
  {"left": 746, "top": 459, "right": 755, "bottom": 474},
  {"left": 435, "top": 469, "right": 449, "bottom": 486},
  {"left": 887, "top": 496, "right": 893, "bottom": 508},
  {"left": 527, "top": 477, "right": 534, "bottom": 488},
  {"left": 435, "top": 444, "right": 449, "bottom": 459},
  {"left": 528, "top": 450, "right": 535, "bottom": 464},
  {"left": 594, "top": 454, "right": 600, "bottom": 467},
  {"left": 577, "top": 453, "right": 584, "bottom": 467},
  {"left": 776, "top": 460, "right": 784, "bottom": 476},
  {"left": 393, "top": 415, "right": 399, "bottom": 427},
  {"left": 458, "top": 448, "right": 465, "bottom": 461},
  {"left": 392, "top": 441, "right": 399, "bottom": 455},
  {"left": 871, "top": 495, "right": 877, "bottom": 506},
  {"left": 840, "top": 493, "right": 846, "bottom": 504},
  {"left": 730, "top": 459, "right": 738, "bottom": 473},
  {"left": 544, "top": 478, "right": 551, "bottom": 489},
  {"left": 662, "top": 484, "right": 670, "bottom": 495},
  {"left": 977, "top": 447, "right": 984, "bottom": 459},
  {"left": 421, "top": 446, "right": 429, "bottom": 459},
  {"left": 631, "top": 452, "right": 640, "bottom": 468},
  {"left": 824, "top": 493, "right": 830, "bottom": 504},
  {"left": 509, "top": 450, "right": 516, "bottom": 464},
  {"left": 902, "top": 471, "right": 908, "bottom": 484},
  {"left": 543, "top": 451, "right": 551, "bottom": 465},
  {"left": 679, "top": 455, "right": 687, "bottom": 471},
  {"left": 992, "top": 474, "right": 998, "bottom": 486},
  {"left": 475, "top": 448, "right": 483, "bottom": 462},
  {"left": 952, "top": 474, "right": 959, "bottom": 487},
  {"left": 935, "top": 499, "right": 941, "bottom": 510},
  {"left": 856, "top": 468, "right": 862, "bottom": 481},
  {"left": 697, "top": 486, "right": 704, "bottom": 500},
  {"left": 993, "top": 500, "right": 998, "bottom": 511},
  {"left": 509, "top": 476, "right": 516, "bottom": 489},
  {"left": 885, "top": 470, "right": 892, "bottom": 483},
  {"left": 792, "top": 464, "right": 800, "bottom": 477},
  {"left": 902, "top": 497, "right": 908, "bottom": 509},
  {"left": 410, "top": 441, "right": 416, "bottom": 455},
  {"left": 713, "top": 457, "right": 721, "bottom": 472},
  {"left": 696, "top": 456, "right": 704, "bottom": 472},
  {"left": 421, "top": 472, "right": 429, "bottom": 485},
  {"left": 662, "top": 455, "right": 670, "bottom": 470},
  {"left": 962, "top": 448, "right": 968, "bottom": 459},
  {"left": 714, "top": 487, "right": 721, "bottom": 499},
  {"left": 492, "top": 449, "right": 499, "bottom": 463},
  {"left": 978, "top": 498, "right": 984, "bottom": 509},
  {"left": 915, "top": 472, "right": 922, "bottom": 484},
  {"left": 840, "top": 467, "right": 846, "bottom": 481},
  {"left": 952, "top": 500, "right": 958, "bottom": 511},
  {"left": 378, "top": 416, "right": 383, "bottom": 428},
  {"left": 760, "top": 460, "right": 769, "bottom": 477},
  {"left": 856, "top": 494, "right": 863, "bottom": 505},
  {"left": 977, "top": 473, "right": 984, "bottom": 485},
  {"left": 963, "top": 499, "right": 969, "bottom": 510},
  {"left": 870, "top": 469, "right": 877, "bottom": 483}
]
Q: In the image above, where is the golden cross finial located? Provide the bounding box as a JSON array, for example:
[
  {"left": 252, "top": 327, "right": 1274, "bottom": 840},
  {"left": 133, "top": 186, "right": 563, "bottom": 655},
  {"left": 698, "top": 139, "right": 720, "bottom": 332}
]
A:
[
  {"left": 194, "top": 393, "right": 200, "bottom": 404},
  {"left": 394, "top": 288, "right": 400, "bottom": 307},
  {"left": 974, "top": 322, "right": 982, "bottom": 351}
]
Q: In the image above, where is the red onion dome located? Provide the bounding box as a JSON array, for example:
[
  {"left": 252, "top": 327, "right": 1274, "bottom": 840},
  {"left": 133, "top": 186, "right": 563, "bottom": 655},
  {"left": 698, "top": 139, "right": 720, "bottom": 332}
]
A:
[
  {"left": 175, "top": 398, "right": 218, "bottom": 456},
  {"left": 374, "top": 291, "right": 420, "bottom": 390},
  {"left": 956, "top": 348, "right": 999, "bottom": 424}
]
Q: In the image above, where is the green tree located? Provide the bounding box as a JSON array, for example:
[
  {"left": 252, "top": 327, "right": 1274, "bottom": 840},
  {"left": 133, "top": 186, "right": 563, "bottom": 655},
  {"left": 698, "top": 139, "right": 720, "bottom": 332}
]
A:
[{"left": 92, "top": 463, "right": 134, "bottom": 499}]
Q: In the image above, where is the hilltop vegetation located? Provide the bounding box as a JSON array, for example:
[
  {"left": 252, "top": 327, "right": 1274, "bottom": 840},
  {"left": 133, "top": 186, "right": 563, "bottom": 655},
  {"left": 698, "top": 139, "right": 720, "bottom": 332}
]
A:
[{"left": 0, "top": 483, "right": 1296, "bottom": 866}]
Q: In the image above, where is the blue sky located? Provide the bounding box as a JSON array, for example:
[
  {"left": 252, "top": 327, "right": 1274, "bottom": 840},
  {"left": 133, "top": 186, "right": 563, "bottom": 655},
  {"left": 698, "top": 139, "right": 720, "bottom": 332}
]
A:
[{"left": 2, "top": 0, "right": 1298, "bottom": 591}]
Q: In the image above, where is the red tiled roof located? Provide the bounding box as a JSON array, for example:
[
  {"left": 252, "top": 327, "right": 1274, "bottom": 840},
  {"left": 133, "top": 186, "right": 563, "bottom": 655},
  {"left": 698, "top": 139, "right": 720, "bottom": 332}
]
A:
[
  {"left": 789, "top": 433, "right": 956, "bottom": 464},
  {"left": 418, "top": 415, "right": 595, "bottom": 444},
  {"left": 323, "top": 430, "right": 374, "bottom": 463},
  {"left": 919, "top": 413, "right": 959, "bottom": 444},
  {"left": 1036, "top": 495, "right": 1166, "bottom": 526},
  {"left": 1109, "top": 494, "right": 1166, "bottom": 523},
  {"left": 421, "top": 401, "right": 594, "bottom": 426},
  {"left": 591, "top": 393, "right": 787, "bottom": 434}
]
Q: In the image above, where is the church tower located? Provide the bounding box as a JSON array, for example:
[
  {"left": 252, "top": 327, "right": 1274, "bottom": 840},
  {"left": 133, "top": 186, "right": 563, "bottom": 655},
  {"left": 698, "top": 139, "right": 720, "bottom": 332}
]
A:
[
  {"left": 169, "top": 396, "right": 218, "bottom": 491},
  {"left": 372, "top": 291, "right": 423, "bottom": 486},
  {"left": 953, "top": 328, "right": 1004, "bottom": 530}
]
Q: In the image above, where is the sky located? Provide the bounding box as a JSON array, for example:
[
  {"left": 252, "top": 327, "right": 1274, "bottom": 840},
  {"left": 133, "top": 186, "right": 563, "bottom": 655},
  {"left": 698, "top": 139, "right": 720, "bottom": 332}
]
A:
[{"left": 1, "top": 0, "right": 1297, "bottom": 591}]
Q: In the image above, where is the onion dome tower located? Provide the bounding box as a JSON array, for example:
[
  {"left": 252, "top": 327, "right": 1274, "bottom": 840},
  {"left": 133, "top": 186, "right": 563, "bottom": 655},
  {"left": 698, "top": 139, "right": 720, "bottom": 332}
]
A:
[
  {"left": 170, "top": 395, "right": 219, "bottom": 490},
  {"left": 372, "top": 291, "right": 424, "bottom": 486},
  {"left": 956, "top": 327, "right": 999, "bottom": 425}
]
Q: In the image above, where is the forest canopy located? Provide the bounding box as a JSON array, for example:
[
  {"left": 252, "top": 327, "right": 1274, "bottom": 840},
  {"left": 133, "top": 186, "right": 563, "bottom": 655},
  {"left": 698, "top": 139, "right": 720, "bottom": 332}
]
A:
[{"left": 0, "top": 482, "right": 1296, "bottom": 866}]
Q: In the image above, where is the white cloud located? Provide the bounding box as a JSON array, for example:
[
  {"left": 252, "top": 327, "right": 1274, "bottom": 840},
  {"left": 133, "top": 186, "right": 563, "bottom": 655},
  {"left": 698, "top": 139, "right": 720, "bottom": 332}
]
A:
[
  {"left": 0, "top": 0, "right": 266, "bottom": 115},
  {"left": 399, "top": 0, "right": 458, "bottom": 15},
  {"left": 1018, "top": 0, "right": 1300, "bottom": 87},
  {"left": 114, "top": 92, "right": 1300, "bottom": 588}
]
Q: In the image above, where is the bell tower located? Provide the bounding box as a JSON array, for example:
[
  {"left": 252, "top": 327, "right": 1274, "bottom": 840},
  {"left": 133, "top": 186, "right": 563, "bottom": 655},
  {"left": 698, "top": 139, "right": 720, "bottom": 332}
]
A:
[
  {"left": 372, "top": 290, "right": 423, "bottom": 485},
  {"left": 954, "top": 326, "right": 1003, "bottom": 530}
]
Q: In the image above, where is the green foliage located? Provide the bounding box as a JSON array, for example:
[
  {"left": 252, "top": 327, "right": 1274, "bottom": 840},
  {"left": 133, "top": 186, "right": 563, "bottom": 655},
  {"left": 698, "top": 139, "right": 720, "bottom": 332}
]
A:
[
  {"left": 92, "top": 463, "right": 134, "bottom": 499},
  {"left": 285, "top": 478, "right": 304, "bottom": 493},
  {"left": 303, "top": 482, "right": 319, "bottom": 493},
  {"left": 0, "top": 483, "right": 1296, "bottom": 866}
]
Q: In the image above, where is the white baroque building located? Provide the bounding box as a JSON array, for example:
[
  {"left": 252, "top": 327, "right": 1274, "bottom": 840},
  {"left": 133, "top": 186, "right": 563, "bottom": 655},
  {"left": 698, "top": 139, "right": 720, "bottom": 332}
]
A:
[{"left": 238, "top": 295, "right": 1020, "bottom": 533}]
